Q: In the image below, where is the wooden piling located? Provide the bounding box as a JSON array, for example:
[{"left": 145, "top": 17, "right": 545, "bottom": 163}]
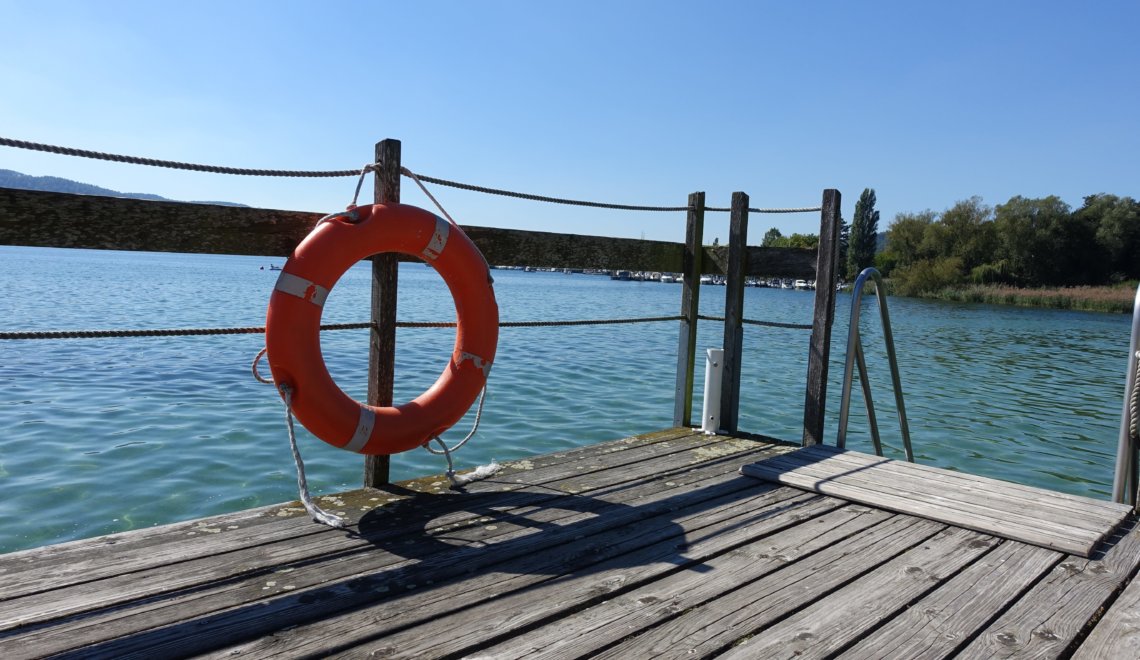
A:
[
  {"left": 673, "top": 192, "right": 705, "bottom": 428},
  {"left": 364, "top": 139, "right": 401, "bottom": 487},
  {"left": 802, "top": 189, "right": 842, "bottom": 446},
  {"left": 719, "top": 192, "right": 749, "bottom": 433}
]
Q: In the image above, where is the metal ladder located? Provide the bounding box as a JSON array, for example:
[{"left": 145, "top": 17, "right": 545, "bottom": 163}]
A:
[
  {"left": 1111, "top": 283, "right": 1140, "bottom": 507},
  {"left": 836, "top": 267, "right": 914, "bottom": 461}
]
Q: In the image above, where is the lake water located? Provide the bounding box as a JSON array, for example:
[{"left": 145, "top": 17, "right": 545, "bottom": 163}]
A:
[{"left": 0, "top": 245, "right": 1133, "bottom": 553}]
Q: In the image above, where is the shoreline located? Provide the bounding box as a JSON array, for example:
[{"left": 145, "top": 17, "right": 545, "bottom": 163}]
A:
[{"left": 904, "top": 283, "right": 1138, "bottom": 314}]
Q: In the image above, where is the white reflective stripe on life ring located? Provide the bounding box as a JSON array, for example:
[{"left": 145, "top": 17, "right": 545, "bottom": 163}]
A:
[
  {"left": 274, "top": 271, "right": 330, "bottom": 307},
  {"left": 421, "top": 215, "right": 450, "bottom": 262},
  {"left": 459, "top": 351, "right": 493, "bottom": 378},
  {"left": 344, "top": 407, "right": 376, "bottom": 453}
]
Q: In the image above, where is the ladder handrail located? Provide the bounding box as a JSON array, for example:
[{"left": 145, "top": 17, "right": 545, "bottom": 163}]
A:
[
  {"left": 1111, "top": 283, "right": 1140, "bottom": 507},
  {"left": 837, "top": 267, "right": 914, "bottom": 461}
]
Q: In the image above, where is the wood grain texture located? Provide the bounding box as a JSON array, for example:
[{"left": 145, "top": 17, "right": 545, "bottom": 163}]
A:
[
  {"left": 0, "top": 429, "right": 738, "bottom": 630},
  {"left": 843, "top": 541, "right": 1061, "bottom": 659},
  {"left": 719, "top": 526, "right": 997, "bottom": 660},
  {"left": 3, "top": 428, "right": 1133, "bottom": 659},
  {"left": 802, "top": 188, "right": 841, "bottom": 446},
  {"left": 594, "top": 516, "right": 947, "bottom": 659},
  {"left": 742, "top": 446, "right": 1130, "bottom": 556},
  {"left": 0, "top": 186, "right": 820, "bottom": 275},
  {"left": 478, "top": 504, "right": 893, "bottom": 659},
  {"left": 1073, "top": 566, "right": 1140, "bottom": 659},
  {"left": 719, "top": 191, "right": 748, "bottom": 433},
  {"left": 672, "top": 191, "right": 704, "bottom": 427},
  {"left": 365, "top": 138, "right": 401, "bottom": 486},
  {"left": 769, "top": 446, "right": 1130, "bottom": 525},
  {"left": 958, "top": 517, "right": 1140, "bottom": 659}
]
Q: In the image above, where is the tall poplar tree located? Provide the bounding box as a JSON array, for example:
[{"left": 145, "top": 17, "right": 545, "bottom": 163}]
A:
[{"left": 848, "top": 188, "right": 879, "bottom": 277}]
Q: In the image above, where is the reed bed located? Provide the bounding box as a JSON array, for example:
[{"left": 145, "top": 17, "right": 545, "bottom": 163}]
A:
[{"left": 928, "top": 283, "right": 1138, "bottom": 313}]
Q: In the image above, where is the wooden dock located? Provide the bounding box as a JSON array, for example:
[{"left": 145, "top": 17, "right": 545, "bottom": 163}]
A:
[{"left": 2, "top": 428, "right": 1139, "bottom": 659}]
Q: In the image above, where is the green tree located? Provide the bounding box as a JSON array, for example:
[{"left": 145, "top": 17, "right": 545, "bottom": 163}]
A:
[
  {"left": 930, "top": 196, "right": 996, "bottom": 269},
  {"left": 994, "top": 195, "right": 1083, "bottom": 286},
  {"left": 848, "top": 188, "right": 879, "bottom": 277},
  {"left": 1083, "top": 194, "right": 1140, "bottom": 280},
  {"left": 782, "top": 233, "right": 820, "bottom": 249},
  {"left": 760, "top": 227, "right": 782, "bottom": 247},
  {"left": 884, "top": 210, "right": 937, "bottom": 266}
]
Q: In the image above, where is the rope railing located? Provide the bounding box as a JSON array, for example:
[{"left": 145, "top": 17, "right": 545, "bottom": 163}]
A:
[
  {"left": 696, "top": 314, "right": 812, "bottom": 330},
  {"left": 0, "top": 314, "right": 816, "bottom": 340},
  {"left": 1, "top": 136, "right": 821, "bottom": 214},
  {"left": 0, "top": 316, "right": 687, "bottom": 340},
  {"left": 0, "top": 137, "right": 360, "bottom": 178}
]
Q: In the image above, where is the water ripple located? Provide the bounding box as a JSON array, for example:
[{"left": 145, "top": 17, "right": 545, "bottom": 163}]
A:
[{"left": 0, "top": 247, "right": 1132, "bottom": 552}]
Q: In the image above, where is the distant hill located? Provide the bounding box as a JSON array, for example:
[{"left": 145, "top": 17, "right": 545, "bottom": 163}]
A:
[{"left": 0, "top": 169, "right": 248, "bottom": 207}]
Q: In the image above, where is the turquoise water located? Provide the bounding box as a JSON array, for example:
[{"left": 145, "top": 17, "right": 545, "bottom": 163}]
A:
[{"left": 0, "top": 245, "right": 1132, "bottom": 553}]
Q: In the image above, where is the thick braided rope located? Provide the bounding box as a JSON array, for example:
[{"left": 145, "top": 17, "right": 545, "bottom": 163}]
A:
[
  {"left": 2, "top": 137, "right": 823, "bottom": 211},
  {"left": 709, "top": 205, "right": 823, "bottom": 214},
  {"left": 0, "top": 137, "right": 358, "bottom": 177},
  {"left": 405, "top": 171, "right": 821, "bottom": 214},
  {"left": 0, "top": 322, "right": 370, "bottom": 340},
  {"left": 404, "top": 171, "right": 689, "bottom": 212},
  {"left": 697, "top": 314, "right": 812, "bottom": 330},
  {"left": 1131, "top": 350, "right": 1139, "bottom": 441},
  {"left": 0, "top": 317, "right": 686, "bottom": 340},
  {"left": 0, "top": 314, "right": 820, "bottom": 339}
]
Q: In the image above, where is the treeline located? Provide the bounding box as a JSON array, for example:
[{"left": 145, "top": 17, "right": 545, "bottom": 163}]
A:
[{"left": 877, "top": 194, "right": 1139, "bottom": 296}]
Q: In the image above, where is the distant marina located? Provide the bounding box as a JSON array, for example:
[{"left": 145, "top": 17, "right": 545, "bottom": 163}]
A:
[{"left": 492, "top": 264, "right": 817, "bottom": 289}]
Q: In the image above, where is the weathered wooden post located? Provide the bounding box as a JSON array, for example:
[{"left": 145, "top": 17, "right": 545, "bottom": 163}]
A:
[
  {"left": 364, "top": 139, "right": 401, "bottom": 487},
  {"left": 673, "top": 192, "right": 705, "bottom": 428},
  {"left": 719, "top": 192, "right": 749, "bottom": 433},
  {"left": 802, "top": 188, "right": 842, "bottom": 446}
]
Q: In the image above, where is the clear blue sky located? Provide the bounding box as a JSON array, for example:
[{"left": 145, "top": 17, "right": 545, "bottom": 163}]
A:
[{"left": 2, "top": 0, "right": 1136, "bottom": 244}]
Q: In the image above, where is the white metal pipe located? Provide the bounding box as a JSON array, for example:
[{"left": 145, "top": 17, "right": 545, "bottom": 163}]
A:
[{"left": 701, "top": 348, "right": 725, "bottom": 434}]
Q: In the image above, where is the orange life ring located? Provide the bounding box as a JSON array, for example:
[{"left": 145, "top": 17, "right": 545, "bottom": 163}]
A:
[{"left": 265, "top": 203, "right": 498, "bottom": 455}]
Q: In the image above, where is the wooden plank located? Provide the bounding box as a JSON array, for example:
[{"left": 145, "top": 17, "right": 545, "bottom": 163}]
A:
[
  {"left": 705, "top": 244, "right": 819, "bottom": 278},
  {"left": 0, "top": 431, "right": 761, "bottom": 627},
  {"left": 477, "top": 504, "right": 894, "bottom": 659},
  {"left": 802, "top": 188, "right": 841, "bottom": 446},
  {"left": 251, "top": 491, "right": 840, "bottom": 659},
  {"left": 718, "top": 527, "right": 997, "bottom": 660},
  {"left": 844, "top": 541, "right": 1061, "bottom": 659},
  {"left": 53, "top": 482, "right": 825, "bottom": 657},
  {"left": 808, "top": 444, "right": 1133, "bottom": 518},
  {"left": 3, "top": 466, "right": 784, "bottom": 658},
  {"left": 0, "top": 437, "right": 790, "bottom": 654},
  {"left": 957, "top": 517, "right": 1140, "bottom": 658},
  {"left": 0, "top": 427, "right": 701, "bottom": 598},
  {"left": 672, "top": 191, "right": 704, "bottom": 427},
  {"left": 0, "top": 187, "right": 821, "bottom": 274},
  {"left": 743, "top": 456, "right": 1104, "bottom": 555},
  {"left": 742, "top": 447, "right": 1128, "bottom": 555},
  {"left": 364, "top": 138, "right": 400, "bottom": 486},
  {"left": 753, "top": 450, "right": 1124, "bottom": 533},
  {"left": 593, "top": 515, "right": 947, "bottom": 659},
  {"left": 1073, "top": 569, "right": 1140, "bottom": 659},
  {"left": 720, "top": 191, "right": 748, "bottom": 433}
]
